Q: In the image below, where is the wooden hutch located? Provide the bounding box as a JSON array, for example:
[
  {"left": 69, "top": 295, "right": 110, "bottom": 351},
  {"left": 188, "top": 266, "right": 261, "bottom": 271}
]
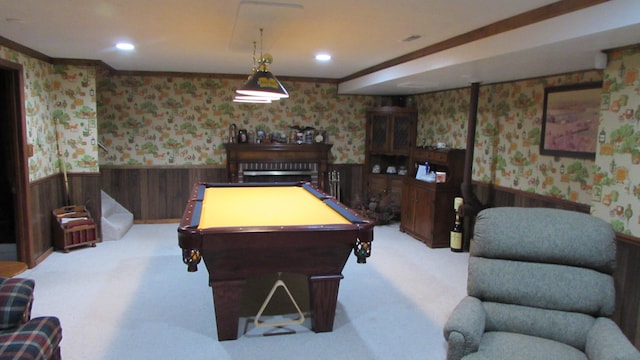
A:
[
  {"left": 363, "top": 106, "right": 417, "bottom": 214},
  {"left": 400, "top": 147, "right": 465, "bottom": 248}
]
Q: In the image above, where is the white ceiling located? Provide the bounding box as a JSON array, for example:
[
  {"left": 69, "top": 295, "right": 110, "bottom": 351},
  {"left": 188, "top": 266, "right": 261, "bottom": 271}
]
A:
[{"left": 1, "top": 0, "right": 639, "bottom": 95}]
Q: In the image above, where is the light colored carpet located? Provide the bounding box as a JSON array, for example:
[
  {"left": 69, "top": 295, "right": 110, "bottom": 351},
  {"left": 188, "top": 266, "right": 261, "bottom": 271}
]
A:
[{"left": 22, "top": 223, "right": 469, "bottom": 360}]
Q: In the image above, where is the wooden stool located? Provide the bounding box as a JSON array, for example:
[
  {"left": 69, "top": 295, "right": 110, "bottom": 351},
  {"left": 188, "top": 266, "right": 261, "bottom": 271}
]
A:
[{"left": 0, "top": 261, "right": 28, "bottom": 278}]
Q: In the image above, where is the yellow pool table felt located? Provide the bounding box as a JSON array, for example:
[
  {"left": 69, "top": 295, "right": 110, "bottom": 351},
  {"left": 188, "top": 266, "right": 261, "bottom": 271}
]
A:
[{"left": 198, "top": 186, "right": 351, "bottom": 228}]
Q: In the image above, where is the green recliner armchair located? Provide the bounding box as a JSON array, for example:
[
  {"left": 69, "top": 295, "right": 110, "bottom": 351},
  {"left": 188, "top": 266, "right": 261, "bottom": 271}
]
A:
[{"left": 444, "top": 207, "right": 640, "bottom": 360}]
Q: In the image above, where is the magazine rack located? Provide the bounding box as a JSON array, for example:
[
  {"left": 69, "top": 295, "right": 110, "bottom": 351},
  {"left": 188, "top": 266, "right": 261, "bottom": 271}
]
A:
[{"left": 52, "top": 205, "right": 98, "bottom": 252}]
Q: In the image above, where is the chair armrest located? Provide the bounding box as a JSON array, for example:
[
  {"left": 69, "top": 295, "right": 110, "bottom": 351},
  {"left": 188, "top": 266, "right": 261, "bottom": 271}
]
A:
[
  {"left": 0, "top": 278, "right": 35, "bottom": 330},
  {"left": 0, "top": 316, "right": 62, "bottom": 360},
  {"left": 585, "top": 317, "right": 640, "bottom": 360},
  {"left": 443, "top": 296, "right": 486, "bottom": 360}
]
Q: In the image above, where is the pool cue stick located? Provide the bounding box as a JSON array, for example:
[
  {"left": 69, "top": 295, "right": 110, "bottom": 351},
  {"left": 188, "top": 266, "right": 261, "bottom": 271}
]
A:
[
  {"left": 97, "top": 141, "right": 108, "bottom": 153},
  {"left": 54, "top": 117, "right": 71, "bottom": 206}
]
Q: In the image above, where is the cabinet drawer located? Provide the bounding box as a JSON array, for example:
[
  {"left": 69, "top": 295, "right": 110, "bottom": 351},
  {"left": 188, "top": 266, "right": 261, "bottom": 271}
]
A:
[
  {"left": 388, "top": 178, "right": 404, "bottom": 208},
  {"left": 426, "top": 152, "right": 447, "bottom": 163},
  {"left": 368, "top": 175, "right": 387, "bottom": 195}
]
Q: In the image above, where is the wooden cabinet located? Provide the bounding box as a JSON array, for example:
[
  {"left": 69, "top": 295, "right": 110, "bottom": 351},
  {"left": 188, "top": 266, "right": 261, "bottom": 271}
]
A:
[
  {"left": 400, "top": 148, "right": 465, "bottom": 248},
  {"left": 368, "top": 174, "right": 404, "bottom": 211},
  {"left": 364, "top": 107, "right": 417, "bottom": 216},
  {"left": 401, "top": 183, "right": 434, "bottom": 240}
]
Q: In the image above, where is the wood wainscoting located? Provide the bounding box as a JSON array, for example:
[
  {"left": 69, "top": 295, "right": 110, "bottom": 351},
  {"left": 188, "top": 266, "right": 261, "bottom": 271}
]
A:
[
  {"left": 99, "top": 164, "right": 364, "bottom": 221},
  {"left": 28, "top": 172, "right": 100, "bottom": 266},
  {"left": 100, "top": 166, "right": 226, "bottom": 221},
  {"left": 28, "top": 174, "right": 63, "bottom": 265},
  {"left": 615, "top": 238, "right": 640, "bottom": 348},
  {"left": 472, "top": 181, "right": 640, "bottom": 349}
]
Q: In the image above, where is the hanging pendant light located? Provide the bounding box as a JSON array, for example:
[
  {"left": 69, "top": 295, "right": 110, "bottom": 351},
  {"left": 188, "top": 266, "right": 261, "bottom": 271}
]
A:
[
  {"left": 233, "top": 95, "right": 272, "bottom": 103},
  {"left": 233, "top": 41, "right": 268, "bottom": 103},
  {"left": 235, "top": 28, "right": 289, "bottom": 101}
]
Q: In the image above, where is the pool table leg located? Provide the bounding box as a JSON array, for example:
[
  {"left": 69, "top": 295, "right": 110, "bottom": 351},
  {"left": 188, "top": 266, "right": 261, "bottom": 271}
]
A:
[
  {"left": 308, "top": 274, "right": 344, "bottom": 333},
  {"left": 210, "top": 279, "right": 246, "bottom": 341}
]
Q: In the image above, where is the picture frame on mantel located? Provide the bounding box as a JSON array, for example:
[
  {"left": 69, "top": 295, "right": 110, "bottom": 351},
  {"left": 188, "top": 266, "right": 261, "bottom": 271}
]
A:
[{"left": 540, "top": 82, "right": 602, "bottom": 159}]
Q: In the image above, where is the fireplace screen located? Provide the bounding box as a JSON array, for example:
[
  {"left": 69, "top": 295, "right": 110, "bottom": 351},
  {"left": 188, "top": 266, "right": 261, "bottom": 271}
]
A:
[
  {"left": 243, "top": 170, "right": 313, "bottom": 183},
  {"left": 239, "top": 161, "right": 319, "bottom": 185}
]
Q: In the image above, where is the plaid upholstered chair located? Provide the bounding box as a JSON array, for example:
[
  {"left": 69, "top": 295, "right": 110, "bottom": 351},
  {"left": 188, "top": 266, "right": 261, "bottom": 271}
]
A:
[
  {"left": 0, "top": 278, "right": 62, "bottom": 360},
  {"left": 444, "top": 207, "right": 640, "bottom": 360}
]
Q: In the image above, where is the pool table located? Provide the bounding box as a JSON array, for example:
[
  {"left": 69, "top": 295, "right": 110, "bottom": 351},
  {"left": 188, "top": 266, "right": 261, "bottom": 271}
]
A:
[{"left": 177, "top": 182, "right": 374, "bottom": 341}]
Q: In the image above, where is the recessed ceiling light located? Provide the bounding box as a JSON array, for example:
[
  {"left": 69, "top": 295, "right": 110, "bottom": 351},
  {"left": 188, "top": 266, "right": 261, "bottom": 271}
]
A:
[
  {"left": 116, "top": 42, "right": 135, "bottom": 51},
  {"left": 401, "top": 34, "right": 422, "bottom": 42},
  {"left": 5, "top": 18, "right": 27, "bottom": 23},
  {"left": 397, "top": 81, "right": 438, "bottom": 89},
  {"left": 315, "top": 53, "right": 331, "bottom": 61}
]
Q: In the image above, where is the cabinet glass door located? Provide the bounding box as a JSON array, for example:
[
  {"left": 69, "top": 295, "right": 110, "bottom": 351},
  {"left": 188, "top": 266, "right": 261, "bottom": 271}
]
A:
[
  {"left": 369, "top": 115, "right": 389, "bottom": 153},
  {"left": 391, "top": 115, "right": 412, "bottom": 152}
]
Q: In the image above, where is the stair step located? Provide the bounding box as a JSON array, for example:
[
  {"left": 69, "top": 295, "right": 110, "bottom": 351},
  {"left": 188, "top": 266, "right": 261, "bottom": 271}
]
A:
[{"left": 101, "top": 190, "right": 133, "bottom": 241}]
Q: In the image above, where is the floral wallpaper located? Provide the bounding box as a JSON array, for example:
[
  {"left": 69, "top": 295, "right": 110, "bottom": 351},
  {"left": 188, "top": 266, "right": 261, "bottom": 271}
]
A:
[
  {"left": 0, "top": 45, "right": 98, "bottom": 180},
  {"left": 4, "top": 40, "right": 640, "bottom": 238},
  {"left": 414, "top": 71, "right": 603, "bottom": 206},
  {"left": 97, "top": 75, "right": 375, "bottom": 166},
  {"left": 592, "top": 45, "right": 640, "bottom": 236},
  {"left": 1, "top": 45, "right": 56, "bottom": 181},
  {"left": 50, "top": 65, "right": 99, "bottom": 173},
  {"left": 415, "top": 87, "right": 470, "bottom": 148}
]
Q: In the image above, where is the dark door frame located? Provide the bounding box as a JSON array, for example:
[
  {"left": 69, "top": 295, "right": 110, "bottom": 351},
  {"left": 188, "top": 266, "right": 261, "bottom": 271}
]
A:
[{"left": 1, "top": 58, "right": 33, "bottom": 266}]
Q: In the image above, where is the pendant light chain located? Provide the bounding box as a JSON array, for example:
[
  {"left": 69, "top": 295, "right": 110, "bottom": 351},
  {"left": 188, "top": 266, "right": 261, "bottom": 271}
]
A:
[{"left": 234, "top": 27, "right": 289, "bottom": 102}]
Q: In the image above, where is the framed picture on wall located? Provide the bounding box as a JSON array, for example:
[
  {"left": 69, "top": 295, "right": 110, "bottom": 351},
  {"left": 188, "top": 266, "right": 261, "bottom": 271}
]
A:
[{"left": 540, "top": 82, "right": 602, "bottom": 159}]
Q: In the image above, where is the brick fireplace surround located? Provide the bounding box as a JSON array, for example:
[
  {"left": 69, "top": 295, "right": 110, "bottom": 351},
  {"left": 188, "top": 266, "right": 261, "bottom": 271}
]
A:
[{"left": 223, "top": 143, "right": 332, "bottom": 191}]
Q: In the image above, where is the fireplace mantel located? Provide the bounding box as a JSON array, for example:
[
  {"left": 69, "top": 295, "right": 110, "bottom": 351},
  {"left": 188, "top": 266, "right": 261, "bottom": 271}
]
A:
[{"left": 223, "top": 143, "right": 333, "bottom": 190}]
